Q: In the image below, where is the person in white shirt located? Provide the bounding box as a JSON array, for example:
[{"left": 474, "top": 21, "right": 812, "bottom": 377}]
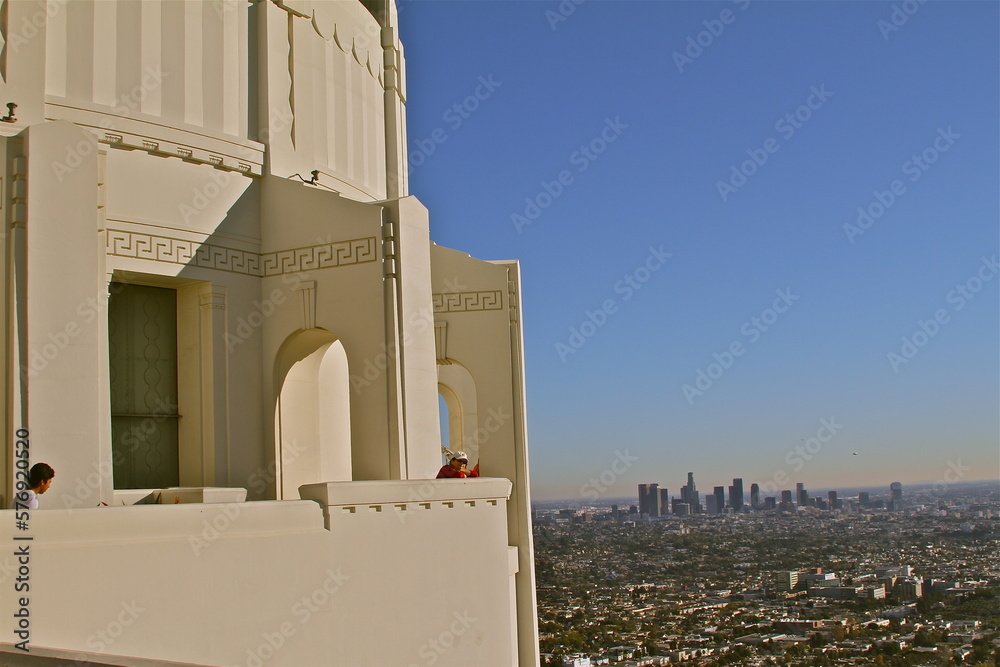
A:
[{"left": 21, "top": 462, "right": 55, "bottom": 509}]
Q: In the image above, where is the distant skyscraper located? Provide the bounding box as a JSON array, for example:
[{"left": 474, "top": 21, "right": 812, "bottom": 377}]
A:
[
  {"left": 681, "top": 472, "right": 700, "bottom": 513},
  {"left": 730, "top": 478, "right": 744, "bottom": 511},
  {"left": 638, "top": 483, "right": 660, "bottom": 517},
  {"left": 659, "top": 488, "right": 670, "bottom": 516},
  {"left": 611, "top": 504, "right": 619, "bottom": 520},
  {"left": 781, "top": 490, "right": 793, "bottom": 505},
  {"left": 713, "top": 486, "right": 725, "bottom": 514},
  {"left": 705, "top": 494, "right": 718, "bottom": 514},
  {"left": 828, "top": 490, "right": 838, "bottom": 510},
  {"left": 763, "top": 497, "right": 776, "bottom": 510},
  {"left": 890, "top": 482, "right": 903, "bottom": 510},
  {"left": 750, "top": 483, "right": 760, "bottom": 509},
  {"left": 796, "top": 482, "right": 808, "bottom": 506},
  {"left": 858, "top": 491, "right": 870, "bottom": 507}
]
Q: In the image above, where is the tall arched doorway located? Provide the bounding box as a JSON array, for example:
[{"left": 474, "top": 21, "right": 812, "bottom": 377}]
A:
[
  {"left": 437, "top": 361, "right": 478, "bottom": 464},
  {"left": 274, "top": 330, "right": 352, "bottom": 499}
]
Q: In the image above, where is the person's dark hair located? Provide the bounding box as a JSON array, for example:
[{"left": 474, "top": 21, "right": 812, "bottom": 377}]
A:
[{"left": 28, "top": 462, "right": 55, "bottom": 488}]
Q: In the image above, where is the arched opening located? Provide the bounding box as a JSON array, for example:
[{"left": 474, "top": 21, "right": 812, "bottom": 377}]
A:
[
  {"left": 437, "top": 361, "right": 479, "bottom": 465},
  {"left": 274, "top": 330, "right": 352, "bottom": 499},
  {"left": 438, "top": 394, "right": 450, "bottom": 456},
  {"left": 438, "top": 384, "right": 463, "bottom": 458}
]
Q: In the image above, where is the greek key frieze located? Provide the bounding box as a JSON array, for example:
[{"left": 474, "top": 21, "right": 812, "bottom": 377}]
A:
[
  {"left": 108, "top": 230, "right": 377, "bottom": 277},
  {"left": 432, "top": 290, "right": 503, "bottom": 313}
]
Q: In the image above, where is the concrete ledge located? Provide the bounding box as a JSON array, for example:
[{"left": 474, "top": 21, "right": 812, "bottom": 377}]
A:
[
  {"left": 298, "top": 477, "right": 512, "bottom": 506},
  {"left": 0, "top": 500, "right": 325, "bottom": 545},
  {"left": 0, "top": 643, "right": 211, "bottom": 666},
  {"left": 112, "top": 487, "right": 248, "bottom": 506},
  {"left": 154, "top": 487, "right": 248, "bottom": 504}
]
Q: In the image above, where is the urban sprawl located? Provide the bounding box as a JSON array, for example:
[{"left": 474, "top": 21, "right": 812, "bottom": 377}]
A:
[{"left": 534, "top": 478, "right": 999, "bottom": 666}]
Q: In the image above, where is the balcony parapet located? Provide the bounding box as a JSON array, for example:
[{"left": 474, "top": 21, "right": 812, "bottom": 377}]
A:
[
  {"left": 299, "top": 478, "right": 513, "bottom": 530},
  {"left": 300, "top": 477, "right": 511, "bottom": 505}
]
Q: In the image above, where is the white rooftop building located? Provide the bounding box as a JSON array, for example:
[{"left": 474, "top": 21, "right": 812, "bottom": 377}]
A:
[{"left": 0, "top": 0, "right": 537, "bottom": 664}]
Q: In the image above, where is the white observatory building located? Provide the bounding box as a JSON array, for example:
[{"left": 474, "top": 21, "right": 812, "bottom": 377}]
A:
[{"left": 0, "top": 1, "right": 538, "bottom": 665}]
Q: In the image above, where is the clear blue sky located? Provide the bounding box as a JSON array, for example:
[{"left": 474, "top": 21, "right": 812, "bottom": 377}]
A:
[{"left": 398, "top": 0, "right": 999, "bottom": 501}]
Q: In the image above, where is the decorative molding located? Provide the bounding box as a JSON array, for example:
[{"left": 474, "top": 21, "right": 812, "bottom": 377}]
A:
[
  {"left": 381, "top": 220, "right": 397, "bottom": 278},
  {"left": 91, "top": 126, "right": 260, "bottom": 176},
  {"left": 260, "top": 237, "right": 376, "bottom": 275},
  {"left": 295, "top": 281, "right": 317, "bottom": 330},
  {"left": 108, "top": 231, "right": 259, "bottom": 275},
  {"left": 432, "top": 291, "right": 503, "bottom": 314},
  {"left": 107, "top": 230, "right": 377, "bottom": 277},
  {"left": 508, "top": 278, "right": 519, "bottom": 324},
  {"left": 199, "top": 287, "right": 227, "bottom": 311},
  {"left": 336, "top": 501, "right": 499, "bottom": 514},
  {"left": 434, "top": 321, "right": 449, "bottom": 365},
  {"left": 11, "top": 154, "right": 26, "bottom": 226}
]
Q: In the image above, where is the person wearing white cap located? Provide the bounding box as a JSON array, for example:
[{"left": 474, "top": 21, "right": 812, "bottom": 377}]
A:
[{"left": 435, "top": 451, "right": 479, "bottom": 479}]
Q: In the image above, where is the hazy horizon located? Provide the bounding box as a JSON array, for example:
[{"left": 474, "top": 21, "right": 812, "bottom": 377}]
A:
[{"left": 529, "top": 477, "right": 1000, "bottom": 505}]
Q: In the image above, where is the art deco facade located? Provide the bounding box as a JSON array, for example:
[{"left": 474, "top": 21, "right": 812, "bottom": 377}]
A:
[{"left": 0, "top": 1, "right": 537, "bottom": 664}]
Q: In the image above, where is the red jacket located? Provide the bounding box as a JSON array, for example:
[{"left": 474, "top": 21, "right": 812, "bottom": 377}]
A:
[{"left": 436, "top": 464, "right": 479, "bottom": 479}]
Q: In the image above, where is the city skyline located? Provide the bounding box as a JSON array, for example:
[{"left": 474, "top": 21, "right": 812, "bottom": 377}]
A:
[
  {"left": 401, "top": 1, "right": 999, "bottom": 501},
  {"left": 535, "top": 476, "right": 988, "bottom": 508},
  {"left": 635, "top": 475, "right": 883, "bottom": 514}
]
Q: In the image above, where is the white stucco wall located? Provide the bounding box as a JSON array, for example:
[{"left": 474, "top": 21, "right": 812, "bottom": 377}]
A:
[{"left": 0, "top": 479, "right": 516, "bottom": 666}]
